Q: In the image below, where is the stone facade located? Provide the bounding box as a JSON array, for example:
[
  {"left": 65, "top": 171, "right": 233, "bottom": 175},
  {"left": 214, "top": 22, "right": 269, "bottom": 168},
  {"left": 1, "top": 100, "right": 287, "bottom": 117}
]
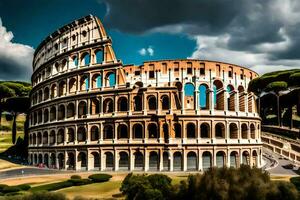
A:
[{"left": 28, "top": 15, "right": 262, "bottom": 171}]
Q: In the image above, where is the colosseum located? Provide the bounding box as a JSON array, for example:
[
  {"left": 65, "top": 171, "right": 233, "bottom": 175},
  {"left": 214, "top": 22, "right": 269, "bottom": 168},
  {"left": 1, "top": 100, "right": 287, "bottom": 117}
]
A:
[{"left": 28, "top": 15, "right": 262, "bottom": 172}]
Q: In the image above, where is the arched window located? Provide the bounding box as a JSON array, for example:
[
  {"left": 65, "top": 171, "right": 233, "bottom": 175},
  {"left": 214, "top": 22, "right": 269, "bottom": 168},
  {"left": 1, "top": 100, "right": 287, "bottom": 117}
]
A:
[
  {"left": 216, "top": 151, "right": 225, "bottom": 168},
  {"left": 37, "top": 132, "right": 42, "bottom": 145},
  {"left": 199, "top": 84, "right": 208, "bottom": 109},
  {"left": 174, "top": 123, "right": 181, "bottom": 138},
  {"left": 78, "top": 152, "right": 87, "bottom": 170},
  {"left": 69, "top": 78, "right": 77, "bottom": 93},
  {"left": 173, "top": 152, "right": 182, "bottom": 171},
  {"left": 72, "top": 56, "right": 78, "bottom": 67},
  {"left": 50, "top": 106, "right": 56, "bottom": 121},
  {"left": 67, "top": 128, "right": 75, "bottom": 142},
  {"left": 229, "top": 123, "right": 238, "bottom": 139},
  {"left": 202, "top": 151, "right": 212, "bottom": 171},
  {"left": 51, "top": 84, "right": 57, "bottom": 98},
  {"left": 215, "top": 123, "right": 225, "bottom": 138},
  {"left": 118, "top": 124, "right": 128, "bottom": 139},
  {"left": 57, "top": 129, "right": 64, "bottom": 144},
  {"left": 250, "top": 124, "right": 256, "bottom": 139},
  {"left": 186, "top": 123, "right": 196, "bottom": 138},
  {"left": 58, "top": 105, "right": 65, "bottom": 120},
  {"left": 78, "top": 101, "right": 87, "bottom": 117},
  {"left": 103, "top": 98, "right": 114, "bottom": 113},
  {"left": 50, "top": 130, "right": 56, "bottom": 145},
  {"left": 238, "top": 86, "right": 245, "bottom": 112},
  {"left": 148, "top": 123, "right": 158, "bottom": 138},
  {"left": 187, "top": 152, "right": 197, "bottom": 171},
  {"left": 92, "top": 74, "right": 102, "bottom": 89},
  {"left": 95, "top": 50, "right": 103, "bottom": 63},
  {"left": 148, "top": 96, "right": 157, "bottom": 110},
  {"left": 90, "top": 98, "right": 100, "bottom": 115},
  {"left": 200, "top": 123, "right": 210, "bottom": 138},
  {"left": 184, "top": 83, "right": 195, "bottom": 96},
  {"left": 81, "top": 53, "right": 90, "bottom": 66},
  {"left": 91, "top": 126, "right": 99, "bottom": 141},
  {"left": 149, "top": 151, "right": 159, "bottom": 170},
  {"left": 161, "top": 95, "right": 170, "bottom": 110},
  {"left": 42, "top": 131, "right": 48, "bottom": 145},
  {"left": 106, "top": 72, "right": 116, "bottom": 87},
  {"left": 118, "top": 97, "right": 128, "bottom": 111},
  {"left": 104, "top": 125, "right": 113, "bottom": 139},
  {"left": 227, "top": 85, "right": 235, "bottom": 111},
  {"left": 213, "top": 80, "right": 224, "bottom": 110},
  {"left": 230, "top": 151, "right": 239, "bottom": 168},
  {"left": 241, "top": 124, "right": 248, "bottom": 139},
  {"left": 119, "top": 152, "right": 129, "bottom": 170},
  {"left": 67, "top": 103, "right": 75, "bottom": 118},
  {"left": 77, "top": 127, "right": 86, "bottom": 142},
  {"left": 57, "top": 153, "right": 64, "bottom": 169},
  {"left": 134, "top": 95, "right": 142, "bottom": 111},
  {"left": 44, "top": 87, "right": 50, "bottom": 100},
  {"left": 105, "top": 152, "right": 114, "bottom": 169},
  {"left": 133, "top": 124, "right": 143, "bottom": 139},
  {"left": 91, "top": 152, "right": 100, "bottom": 169},
  {"left": 134, "top": 152, "right": 144, "bottom": 170},
  {"left": 80, "top": 76, "right": 89, "bottom": 91}
]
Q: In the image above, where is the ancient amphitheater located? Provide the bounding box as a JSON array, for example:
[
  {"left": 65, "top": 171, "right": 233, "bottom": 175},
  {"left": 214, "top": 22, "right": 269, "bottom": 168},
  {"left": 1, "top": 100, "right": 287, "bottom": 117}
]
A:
[{"left": 28, "top": 15, "right": 262, "bottom": 171}]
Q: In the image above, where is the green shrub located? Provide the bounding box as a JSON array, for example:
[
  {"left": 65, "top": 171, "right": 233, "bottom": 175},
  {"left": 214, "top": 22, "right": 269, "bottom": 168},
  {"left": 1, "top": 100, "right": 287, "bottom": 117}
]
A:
[
  {"left": 30, "top": 181, "right": 73, "bottom": 192},
  {"left": 0, "top": 185, "right": 8, "bottom": 192},
  {"left": 2, "top": 186, "right": 21, "bottom": 193},
  {"left": 88, "top": 174, "right": 112, "bottom": 183},
  {"left": 17, "top": 184, "right": 31, "bottom": 191},
  {"left": 265, "top": 81, "right": 288, "bottom": 92},
  {"left": 22, "top": 191, "right": 67, "bottom": 200},
  {"left": 70, "top": 175, "right": 82, "bottom": 180},
  {"left": 290, "top": 177, "right": 300, "bottom": 191},
  {"left": 67, "top": 178, "right": 92, "bottom": 186}
]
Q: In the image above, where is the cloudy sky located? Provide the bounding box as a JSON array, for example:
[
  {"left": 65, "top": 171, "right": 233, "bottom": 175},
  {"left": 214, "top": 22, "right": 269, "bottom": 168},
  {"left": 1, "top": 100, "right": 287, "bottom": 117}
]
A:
[{"left": 0, "top": 0, "right": 300, "bottom": 81}]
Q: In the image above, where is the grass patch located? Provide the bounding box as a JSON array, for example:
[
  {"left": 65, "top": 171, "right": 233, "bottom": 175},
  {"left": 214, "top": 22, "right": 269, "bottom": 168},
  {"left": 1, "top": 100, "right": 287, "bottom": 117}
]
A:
[{"left": 0, "top": 159, "right": 20, "bottom": 170}]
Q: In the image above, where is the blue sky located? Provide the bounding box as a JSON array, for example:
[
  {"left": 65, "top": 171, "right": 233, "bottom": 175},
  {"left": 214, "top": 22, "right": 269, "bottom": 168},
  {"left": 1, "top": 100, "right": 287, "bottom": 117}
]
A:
[{"left": 0, "top": 0, "right": 300, "bottom": 81}]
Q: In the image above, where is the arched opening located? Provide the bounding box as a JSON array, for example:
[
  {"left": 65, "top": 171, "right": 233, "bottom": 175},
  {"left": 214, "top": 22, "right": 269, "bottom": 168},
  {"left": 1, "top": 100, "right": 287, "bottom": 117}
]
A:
[
  {"left": 199, "top": 84, "right": 209, "bottom": 109},
  {"left": 213, "top": 80, "right": 224, "bottom": 110},
  {"left": 118, "top": 124, "right": 128, "bottom": 139},
  {"left": 43, "top": 109, "right": 49, "bottom": 122},
  {"left": 72, "top": 55, "right": 78, "bottom": 68},
  {"left": 81, "top": 52, "right": 90, "bottom": 66},
  {"left": 90, "top": 98, "right": 100, "bottom": 115},
  {"left": 92, "top": 152, "right": 100, "bottom": 170},
  {"left": 50, "top": 130, "right": 55, "bottom": 145},
  {"left": 230, "top": 151, "right": 239, "bottom": 168},
  {"left": 187, "top": 152, "right": 197, "bottom": 171},
  {"left": 38, "top": 110, "right": 42, "bottom": 123},
  {"left": 238, "top": 86, "right": 245, "bottom": 112},
  {"left": 161, "top": 95, "right": 170, "bottom": 110},
  {"left": 44, "top": 154, "right": 49, "bottom": 167},
  {"left": 215, "top": 123, "right": 225, "bottom": 138},
  {"left": 163, "top": 123, "right": 169, "bottom": 142},
  {"left": 173, "top": 152, "right": 182, "bottom": 171},
  {"left": 69, "top": 78, "right": 77, "bottom": 93},
  {"left": 184, "top": 83, "right": 195, "bottom": 109},
  {"left": 252, "top": 150, "right": 258, "bottom": 167},
  {"left": 202, "top": 151, "right": 212, "bottom": 171},
  {"left": 227, "top": 85, "right": 235, "bottom": 111},
  {"left": 34, "top": 154, "right": 37, "bottom": 165},
  {"left": 38, "top": 90, "right": 42, "bottom": 103},
  {"left": 148, "top": 96, "right": 157, "bottom": 110},
  {"left": 187, "top": 123, "right": 196, "bottom": 138},
  {"left": 241, "top": 124, "right": 248, "bottom": 139},
  {"left": 57, "top": 129, "right": 64, "bottom": 144},
  {"left": 58, "top": 105, "right": 65, "bottom": 120},
  {"left": 104, "top": 125, "right": 113, "bottom": 139},
  {"left": 133, "top": 124, "right": 143, "bottom": 139},
  {"left": 78, "top": 101, "right": 87, "bottom": 117},
  {"left": 216, "top": 151, "right": 226, "bottom": 168},
  {"left": 92, "top": 74, "right": 102, "bottom": 88},
  {"left": 250, "top": 124, "right": 256, "bottom": 139},
  {"left": 67, "top": 152, "right": 75, "bottom": 170},
  {"left": 58, "top": 153, "right": 64, "bottom": 169},
  {"left": 118, "top": 97, "right": 128, "bottom": 111},
  {"left": 149, "top": 151, "right": 159, "bottom": 171},
  {"left": 50, "top": 84, "right": 57, "bottom": 98},
  {"left": 67, "top": 103, "right": 75, "bottom": 118},
  {"left": 58, "top": 81, "right": 66, "bottom": 97},
  {"left": 80, "top": 75, "right": 89, "bottom": 91},
  {"left": 200, "top": 123, "right": 210, "bottom": 138},
  {"left": 174, "top": 123, "right": 181, "bottom": 138},
  {"left": 44, "top": 87, "right": 50, "bottom": 100},
  {"left": 50, "top": 153, "right": 56, "bottom": 168},
  {"left": 67, "top": 128, "right": 75, "bottom": 143},
  {"left": 50, "top": 106, "right": 56, "bottom": 121},
  {"left": 77, "top": 127, "right": 86, "bottom": 142},
  {"left": 163, "top": 152, "right": 170, "bottom": 171},
  {"left": 38, "top": 154, "right": 43, "bottom": 164},
  {"left": 103, "top": 98, "right": 113, "bottom": 113},
  {"left": 42, "top": 131, "right": 48, "bottom": 145},
  {"left": 95, "top": 50, "right": 103, "bottom": 64},
  {"left": 229, "top": 123, "right": 238, "bottom": 139},
  {"left": 105, "top": 152, "right": 114, "bottom": 170},
  {"left": 37, "top": 132, "right": 42, "bottom": 145},
  {"left": 148, "top": 123, "right": 158, "bottom": 138},
  {"left": 106, "top": 72, "right": 116, "bottom": 87},
  {"left": 90, "top": 126, "right": 99, "bottom": 141},
  {"left": 134, "top": 152, "right": 144, "bottom": 170},
  {"left": 78, "top": 152, "right": 87, "bottom": 170},
  {"left": 119, "top": 152, "right": 129, "bottom": 170},
  {"left": 242, "top": 151, "right": 250, "bottom": 165},
  {"left": 134, "top": 95, "right": 143, "bottom": 111}
]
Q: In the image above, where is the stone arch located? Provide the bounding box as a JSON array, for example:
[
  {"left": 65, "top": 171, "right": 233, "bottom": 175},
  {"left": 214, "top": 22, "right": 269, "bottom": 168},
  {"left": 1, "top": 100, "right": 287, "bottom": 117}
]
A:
[
  {"left": 50, "top": 106, "right": 56, "bottom": 121},
  {"left": 81, "top": 52, "right": 90, "bottom": 66},
  {"left": 186, "top": 122, "right": 196, "bottom": 138},
  {"left": 92, "top": 74, "right": 102, "bottom": 89},
  {"left": 213, "top": 80, "right": 224, "bottom": 110},
  {"left": 229, "top": 123, "right": 238, "bottom": 139},
  {"left": 133, "top": 123, "right": 143, "bottom": 139},
  {"left": 105, "top": 71, "right": 116, "bottom": 87},
  {"left": 44, "top": 154, "right": 49, "bottom": 167},
  {"left": 119, "top": 151, "right": 129, "bottom": 170},
  {"left": 44, "top": 87, "right": 50, "bottom": 100},
  {"left": 90, "top": 98, "right": 100, "bottom": 115},
  {"left": 50, "top": 84, "right": 57, "bottom": 98},
  {"left": 77, "top": 127, "right": 86, "bottom": 142},
  {"left": 58, "top": 153, "right": 64, "bottom": 169},
  {"left": 230, "top": 151, "right": 239, "bottom": 168},
  {"left": 163, "top": 123, "right": 169, "bottom": 142},
  {"left": 134, "top": 151, "right": 144, "bottom": 170},
  {"left": 69, "top": 78, "right": 77, "bottom": 93},
  {"left": 103, "top": 125, "right": 114, "bottom": 139},
  {"left": 67, "top": 128, "right": 75, "bottom": 142},
  {"left": 148, "top": 123, "right": 158, "bottom": 138},
  {"left": 133, "top": 95, "right": 143, "bottom": 111},
  {"left": 199, "top": 84, "right": 209, "bottom": 109},
  {"left": 147, "top": 95, "right": 157, "bottom": 110},
  {"left": 43, "top": 109, "right": 49, "bottom": 122},
  {"left": 242, "top": 151, "right": 250, "bottom": 165},
  {"left": 42, "top": 131, "right": 48, "bottom": 145},
  {"left": 149, "top": 151, "right": 159, "bottom": 171},
  {"left": 78, "top": 101, "right": 87, "bottom": 117},
  {"left": 58, "top": 80, "right": 66, "bottom": 97},
  {"left": 50, "top": 130, "right": 56, "bottom": 145},
  {"left": 50, "top": 153, "right": 56, "bottom": 168},
  {"left": 161, "top": 95, "right": 170, "bottom": 110},
  {"left": 105, "top": 152, "right": 114, "bottom": 169},
  {"left": 90, "top": 126, "right": 99, "bottom": 141},
  {"left": 202, "top": 151, "right": 212, "bottom": 171},
  {"left": 174, "top": 123, "right": 182, "bottom": 138},
  {"left": 67, "top": 152, "right": 75, "bottom": 170},
  {"left": 252, "top": 150, "right": 258, "bottom": 167},
  {"left": 103, "top": 98, "right": 114, "bottom": 113},
  {"left": 80, "top": 75, "right": 89, "bottom": 91},
  {"left": 200, "top": 123, "right": 210, "bottom": 138},
  {"left": 57, "top": 128, "right": 64, "bottom": 144},
  {"left": 58, "top": 104, "right": 65, "bottom": 120},
  {"left": 216, "top": 151, "right": 226, "bottom": 168},
  {"left": 118, "top": 124, "right": 128, "bottom": 139},
  {"left": 184, "top": 83, "right": 195, "bottom": 109},
  {"left": 163, "top": 152, "right": 170, "bottom": 171},
  {"left": 173, "top": 152, "right": 182, "bottom": 171},
  {"left": 215, "top": 123, "right": 225, "bottom": 138},
  {"left": 187, "top": 151, "right": 197, "bottom": 171},
  {"left": 67, "top": 103, "right": 75, "bottom": 118},
  {"left": 38, "top": 154, "right": 43, "bottom": 164},
  {"left": 38, "top": 90, "right": 43, "bottom": 102},
  {"left": 241, "top": 123, "right": 248, "bottom": 139},
  {"left": 238, "top": 85, "right": 245, "bottom": 112},
  {"left": 118, "top": 97, "right": 128, "bottom": 111},
  {"left": 250, "top": 124, "right": 256, "bottom": 139},
  {"left": 37, "top": 132, "right": 42, "bottom": 145},
  {"left": 91, "top": 152, "right": 100, "bottom": 170},
  {"left": 227, "top": 84, "right": 235, "bottom": 111},
  {"left": 78, "top": 152, "right": 87, "bottom": 170},
  {"left": 38, "top": 110, "right": 42, "bottom": 123},
  {"left": 95, "top": 49, "right": 103, "bottom": 64}
]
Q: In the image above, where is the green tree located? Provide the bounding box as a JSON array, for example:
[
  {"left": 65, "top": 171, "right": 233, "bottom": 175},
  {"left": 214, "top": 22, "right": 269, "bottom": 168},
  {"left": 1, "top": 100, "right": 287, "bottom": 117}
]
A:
[{"left": 0, "top": 84, "right": 15, "bottom": 128}]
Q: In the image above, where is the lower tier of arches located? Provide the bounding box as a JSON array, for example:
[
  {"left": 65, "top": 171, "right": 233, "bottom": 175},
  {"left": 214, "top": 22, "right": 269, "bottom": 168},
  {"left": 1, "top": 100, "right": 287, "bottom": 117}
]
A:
[{"left": 28, "top": 146, "right": 262, "bottom": 171}]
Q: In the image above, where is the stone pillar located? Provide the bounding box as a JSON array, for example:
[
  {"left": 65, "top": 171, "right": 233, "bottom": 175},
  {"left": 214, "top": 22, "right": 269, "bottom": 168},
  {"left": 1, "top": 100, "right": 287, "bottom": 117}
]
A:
[
  {"left": 235, "top": 90, "right": 239, "bottom": 112},
  {"left": 198, "top": 150, "right": 202, "bottom": 171},
  {"left": 183, "top": 150, "right": 187, "bottom": 171},
  {"left": 100, "top": 149, "right": 105, "bottom": 171},
  {"left": 245, "top": 93, "right": 248, "bottom": 113},
  {"left": 130, "top": 149, "right": 134, "bottom": 171},
  {"left": 169, "top": 151, "right": 173, "bottom": 172},
  {"left": 64, "top": 151, "right": 68, "bottom": 170},
  {"left": 159, "top": 149, "right": 163, "bottom": 171},
  {"left": 144, "top": 150, "right": 149, "bottom": 171},
  {"left": 114, "top": 150, "right": 119, "bottom": 171},
  {"left": 209, "top": 89, "right": 214, "bottom": 112}
]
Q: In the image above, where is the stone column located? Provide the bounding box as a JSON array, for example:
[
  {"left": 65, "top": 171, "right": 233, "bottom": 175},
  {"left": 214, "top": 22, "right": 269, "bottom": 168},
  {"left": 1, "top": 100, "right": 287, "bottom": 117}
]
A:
[
  {"left": 183, "top": 150, "right": 187, "bottom": 171},
  {"left": 144, "top": 150, "right": 149, "bottom": 171},
  {"left": 169, "top": 151, "right": 173, "bottom": 172},
  {"left": 114, "top": 150, "right": 119, "bottom": 171},
  {"left": 130, "top": 149, "right": 134, "bottom": 171},
  {"left": 159, "top": 149, "right": 163, "bottom": 171}
]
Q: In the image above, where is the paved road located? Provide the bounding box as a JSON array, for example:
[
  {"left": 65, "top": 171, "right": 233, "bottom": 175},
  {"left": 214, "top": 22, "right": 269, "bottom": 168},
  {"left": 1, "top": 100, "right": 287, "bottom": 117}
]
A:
[
  {"left": 0, "top": 167, "right": 66, "bottom": 179},
  {"left": 263, "top": 148, "right": 298, "bottom": 176}
]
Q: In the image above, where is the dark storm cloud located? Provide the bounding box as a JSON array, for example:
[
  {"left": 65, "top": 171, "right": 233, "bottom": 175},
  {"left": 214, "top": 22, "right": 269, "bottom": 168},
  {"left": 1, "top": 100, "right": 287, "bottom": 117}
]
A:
[
  {"left": 0, "top": 57, "right": 32, "bottom": 81},
  {"left": 102, "top": 0, "right": 300, "bottom": 60}
]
